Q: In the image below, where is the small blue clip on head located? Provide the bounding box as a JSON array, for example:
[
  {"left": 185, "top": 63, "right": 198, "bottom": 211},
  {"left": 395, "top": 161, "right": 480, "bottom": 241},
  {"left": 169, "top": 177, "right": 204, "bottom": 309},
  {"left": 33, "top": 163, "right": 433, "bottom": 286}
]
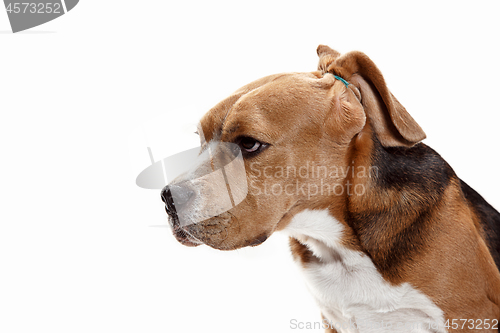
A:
[{"left": 334, "top": 75, "right": 349, "bottom": 88}]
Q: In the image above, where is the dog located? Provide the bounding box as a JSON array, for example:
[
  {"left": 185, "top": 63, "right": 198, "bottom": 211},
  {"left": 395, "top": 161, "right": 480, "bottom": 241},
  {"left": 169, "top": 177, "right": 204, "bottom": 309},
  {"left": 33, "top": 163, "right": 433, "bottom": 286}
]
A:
[{"left": 161, "top": 45, "right": 500, "bottom": 332}]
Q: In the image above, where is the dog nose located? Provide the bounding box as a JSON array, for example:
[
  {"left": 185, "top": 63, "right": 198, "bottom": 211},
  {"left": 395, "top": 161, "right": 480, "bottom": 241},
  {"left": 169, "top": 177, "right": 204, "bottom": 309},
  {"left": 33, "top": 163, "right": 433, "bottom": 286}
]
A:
[
  {"left": 161, "top": 185, "right": 195, "bottom": 215},
  {"left": 161, "top": 186, "right": 176, "bottom": 215}
]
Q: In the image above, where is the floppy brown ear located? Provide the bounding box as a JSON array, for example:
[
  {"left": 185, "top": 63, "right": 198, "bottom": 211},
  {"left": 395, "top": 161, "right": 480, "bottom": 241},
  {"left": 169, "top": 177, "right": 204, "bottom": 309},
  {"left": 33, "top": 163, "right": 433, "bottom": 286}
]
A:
[{"left": 317, "top": 46, "right": 426, "bottom": 147}]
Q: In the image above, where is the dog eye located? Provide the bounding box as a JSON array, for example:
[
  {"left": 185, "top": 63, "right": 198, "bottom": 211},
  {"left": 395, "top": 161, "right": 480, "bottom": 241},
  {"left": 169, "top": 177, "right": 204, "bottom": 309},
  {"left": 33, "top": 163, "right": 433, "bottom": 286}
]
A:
[{"left": 239, "top": 137, "right": 262, "bottom": 153}]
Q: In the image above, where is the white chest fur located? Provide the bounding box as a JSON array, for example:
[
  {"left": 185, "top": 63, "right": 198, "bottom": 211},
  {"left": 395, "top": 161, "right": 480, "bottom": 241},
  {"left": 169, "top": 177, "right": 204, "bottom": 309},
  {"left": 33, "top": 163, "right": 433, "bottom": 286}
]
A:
[{"left": 284, "top": 209, "right": 447, "bottom": 333}]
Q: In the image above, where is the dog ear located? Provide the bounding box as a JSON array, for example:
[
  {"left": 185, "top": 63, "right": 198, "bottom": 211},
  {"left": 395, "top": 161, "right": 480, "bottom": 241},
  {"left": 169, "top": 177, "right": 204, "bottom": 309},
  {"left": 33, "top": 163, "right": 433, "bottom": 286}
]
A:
[
  {"left": 320, "top": 73, "right": 367, "bottom": 144},
  {"left": 317, "top": 45, "right": 341, "bottom": 73},
  {"left": 317, "top": 46, "right": 426, "bottom": 147}
]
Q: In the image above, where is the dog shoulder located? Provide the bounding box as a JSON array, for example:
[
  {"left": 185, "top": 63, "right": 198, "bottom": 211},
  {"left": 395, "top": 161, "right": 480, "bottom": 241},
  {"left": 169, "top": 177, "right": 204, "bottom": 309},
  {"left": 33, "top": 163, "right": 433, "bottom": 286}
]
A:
[{"left": 460, "top": 179, "right": 500, "bottom": 269}]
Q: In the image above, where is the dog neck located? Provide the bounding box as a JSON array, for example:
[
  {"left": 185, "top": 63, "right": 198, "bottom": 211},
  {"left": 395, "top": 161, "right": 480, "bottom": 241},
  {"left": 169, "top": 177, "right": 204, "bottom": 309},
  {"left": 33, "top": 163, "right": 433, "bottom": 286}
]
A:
[
  {"left": 343, "top": 124, "right": 454, "bottom": 278},
  {"left": 285, "top": 122, "right": 455, "bottom": 279}
]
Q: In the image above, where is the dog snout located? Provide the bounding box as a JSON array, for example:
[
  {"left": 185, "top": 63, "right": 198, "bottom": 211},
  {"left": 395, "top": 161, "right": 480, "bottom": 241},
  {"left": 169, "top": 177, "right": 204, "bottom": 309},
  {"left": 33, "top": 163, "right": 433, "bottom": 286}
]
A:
[{"left": 161, "top": 184, "right": 195, "bottom": 215}]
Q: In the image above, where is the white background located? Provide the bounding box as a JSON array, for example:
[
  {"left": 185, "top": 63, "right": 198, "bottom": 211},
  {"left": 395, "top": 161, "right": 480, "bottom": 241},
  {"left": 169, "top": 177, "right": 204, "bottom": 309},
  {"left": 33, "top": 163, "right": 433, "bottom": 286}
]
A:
[{"left": 1, "top": 1, "right": 499, "bottom": 332}]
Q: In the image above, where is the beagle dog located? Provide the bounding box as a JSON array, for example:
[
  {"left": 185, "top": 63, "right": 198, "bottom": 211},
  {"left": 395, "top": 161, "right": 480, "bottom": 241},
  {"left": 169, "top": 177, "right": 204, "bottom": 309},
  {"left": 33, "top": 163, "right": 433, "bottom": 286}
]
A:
[{"left": 161, "top": 45, "right": 500, "bottom": 332}]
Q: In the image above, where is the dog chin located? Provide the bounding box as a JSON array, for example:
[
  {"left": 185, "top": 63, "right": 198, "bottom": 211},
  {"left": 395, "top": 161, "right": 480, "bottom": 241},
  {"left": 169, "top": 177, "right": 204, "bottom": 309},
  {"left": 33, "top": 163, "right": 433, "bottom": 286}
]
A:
[
  {"left": 172, "top": 228, "right": 203, "bottom": 247},
  {"left": 169, "top": 213, "right": 269, "bottom": 251},
  {"left": 169, "top": 218, "right": 203, "bottom": 247}
]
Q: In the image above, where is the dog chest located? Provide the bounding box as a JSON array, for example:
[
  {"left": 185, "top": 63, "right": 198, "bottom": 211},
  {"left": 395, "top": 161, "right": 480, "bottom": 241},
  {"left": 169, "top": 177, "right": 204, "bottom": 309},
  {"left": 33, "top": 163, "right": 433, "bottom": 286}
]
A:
[{"left": 285, "top": 209, "right": 446, "bottom": 333}]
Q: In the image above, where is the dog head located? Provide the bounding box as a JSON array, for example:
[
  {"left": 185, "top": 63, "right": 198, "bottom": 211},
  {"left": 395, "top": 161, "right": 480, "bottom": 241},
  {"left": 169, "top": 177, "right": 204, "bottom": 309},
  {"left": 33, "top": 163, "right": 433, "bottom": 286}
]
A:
[{"left": 161, "top": 45, "right": 426, "bottom": 250}]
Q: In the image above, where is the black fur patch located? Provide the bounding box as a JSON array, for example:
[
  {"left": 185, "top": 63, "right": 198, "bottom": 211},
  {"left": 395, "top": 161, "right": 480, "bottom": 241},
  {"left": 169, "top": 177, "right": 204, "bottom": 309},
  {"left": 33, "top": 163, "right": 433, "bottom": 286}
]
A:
[
  {"left": 460, "top": 180, "right": 500, "bottom": 269},
  {"left": 373, "top": 140, "right": 455, "bottom": 194}
]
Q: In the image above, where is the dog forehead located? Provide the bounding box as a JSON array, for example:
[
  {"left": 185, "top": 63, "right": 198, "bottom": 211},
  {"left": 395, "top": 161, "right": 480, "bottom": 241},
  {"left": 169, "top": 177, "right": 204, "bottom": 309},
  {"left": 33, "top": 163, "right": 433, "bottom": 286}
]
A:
[
  {"left": 198, "top": 73, "right": 287, "bottom": 142},
  {"left": 235, "top": 72, "right": 325, "bottom": 110},
  {"left": 199, "top": 71, "right": 328, "bottom": 141}
]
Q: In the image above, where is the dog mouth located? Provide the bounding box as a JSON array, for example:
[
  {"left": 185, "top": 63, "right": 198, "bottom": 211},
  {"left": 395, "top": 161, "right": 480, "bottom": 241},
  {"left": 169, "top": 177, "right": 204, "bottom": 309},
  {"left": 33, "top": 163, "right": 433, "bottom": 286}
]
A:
[
  {"left": 173, "top": 227, "right": 203, "bottom": 247},
  {"left": 166, "top": 210, "right": 203, "bottom": 247}
]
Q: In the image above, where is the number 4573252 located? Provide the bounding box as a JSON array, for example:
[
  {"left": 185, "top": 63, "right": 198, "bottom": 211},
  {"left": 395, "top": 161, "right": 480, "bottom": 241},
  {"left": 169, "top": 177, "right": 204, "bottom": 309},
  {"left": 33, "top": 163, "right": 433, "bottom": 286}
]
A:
[
  {"left": 6, "top": 3, "right": 62, "bottom": 14},
  {"left": 444, "top": 319, "right": 499, "bottom": 330}
]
